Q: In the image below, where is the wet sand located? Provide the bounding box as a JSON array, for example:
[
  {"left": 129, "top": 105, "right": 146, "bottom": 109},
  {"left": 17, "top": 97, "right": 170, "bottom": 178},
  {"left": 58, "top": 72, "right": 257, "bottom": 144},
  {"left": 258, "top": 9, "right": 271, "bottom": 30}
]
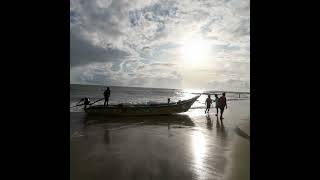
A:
[{"left": 70, "top": 100, "right": 250, "bottom": 180}]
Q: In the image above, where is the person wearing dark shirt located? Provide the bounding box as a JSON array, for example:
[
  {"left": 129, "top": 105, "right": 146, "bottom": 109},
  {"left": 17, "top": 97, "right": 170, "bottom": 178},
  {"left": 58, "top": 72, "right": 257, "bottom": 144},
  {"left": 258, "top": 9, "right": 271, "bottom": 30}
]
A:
[
  {"left": 218, "top": 92, "right": 227, "bottom": 120},
  {"left": 214, "top": 94, "right": 219, "bottom": 116},
  {"left": 205, "top": 95, "right": 213, "bottom": 114},
  {"left": 104, "top": 87, "right": 111, "bottom": 107}
]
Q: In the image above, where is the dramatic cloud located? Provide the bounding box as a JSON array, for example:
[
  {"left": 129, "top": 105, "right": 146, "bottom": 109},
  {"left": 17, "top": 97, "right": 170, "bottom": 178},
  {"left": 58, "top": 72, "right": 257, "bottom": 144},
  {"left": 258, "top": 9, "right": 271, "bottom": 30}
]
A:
[
  {"left": 70, "top": 0, "right": 250, "bottom": 91},
  {"left": 70, "top": 31, "right": 130, "bottom": 67}
]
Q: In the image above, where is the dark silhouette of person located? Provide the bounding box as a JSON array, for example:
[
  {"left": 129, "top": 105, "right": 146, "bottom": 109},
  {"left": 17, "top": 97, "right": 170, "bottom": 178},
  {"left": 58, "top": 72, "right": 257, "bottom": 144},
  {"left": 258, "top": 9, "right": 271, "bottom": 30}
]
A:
[
  {"left": 79, "top": 97, "right": 90, "bottom": 109},
  {"left": 218, "top": 92, "right": 227, "bottom": 120},
  {"left": 168, "top": 98, "right": 171, "bottom": 104},
  {"left": 104, "top": 87, "right": 111, "bottom": 107},
  {"left": 214, "top": 94, "right": 219, "bottom": 116},
  {"left": 205, "top": 95, "right": 213, "bottom": 114}
]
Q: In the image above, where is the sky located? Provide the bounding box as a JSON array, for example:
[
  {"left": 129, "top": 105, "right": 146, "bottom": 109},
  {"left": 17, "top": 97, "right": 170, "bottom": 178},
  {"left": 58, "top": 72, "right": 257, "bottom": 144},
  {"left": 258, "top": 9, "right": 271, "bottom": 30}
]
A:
[{"left": 70, "top": 0, "right": 250, "bottom": 92}]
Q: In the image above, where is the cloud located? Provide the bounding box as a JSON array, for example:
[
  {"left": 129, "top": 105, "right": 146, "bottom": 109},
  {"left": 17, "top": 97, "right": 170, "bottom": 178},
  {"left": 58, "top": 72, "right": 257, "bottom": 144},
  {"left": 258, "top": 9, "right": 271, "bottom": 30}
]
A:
[
  {"left": 70, "top": 31, "right": 130, "bottom": 67},
  {"left": 70, "top": 62, "right": 183, "bottom": 88},
  {"left": 207, "top": 79, "right": 250, "bottom": 92},
  {"left": 70, "top": 0, "right": 250, "bottom": 91}
]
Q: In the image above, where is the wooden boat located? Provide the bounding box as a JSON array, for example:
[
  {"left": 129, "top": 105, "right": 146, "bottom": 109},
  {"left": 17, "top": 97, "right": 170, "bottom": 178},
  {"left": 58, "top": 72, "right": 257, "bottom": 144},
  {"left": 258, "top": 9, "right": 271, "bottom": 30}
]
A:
[{"left": 84, "top": 95, "right": 200, "bottom": 116}]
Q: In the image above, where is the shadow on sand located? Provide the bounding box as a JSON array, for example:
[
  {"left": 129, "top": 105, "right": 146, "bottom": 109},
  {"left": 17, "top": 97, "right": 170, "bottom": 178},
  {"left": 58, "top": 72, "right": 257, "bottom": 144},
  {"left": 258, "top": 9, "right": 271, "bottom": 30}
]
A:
[
  {"left": 234, "top": 126, "right": 250, "bottom": 140},
  {"left": 215, "top": 116, "right": 228, "bottom": 140}
]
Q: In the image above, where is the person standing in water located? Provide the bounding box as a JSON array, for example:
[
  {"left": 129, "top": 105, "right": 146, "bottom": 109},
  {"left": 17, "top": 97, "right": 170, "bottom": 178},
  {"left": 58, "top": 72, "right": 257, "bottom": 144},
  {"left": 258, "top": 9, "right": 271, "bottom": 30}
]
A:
[
  {"left": 104, "top": 87, "right": 111, "bottom": 107},
  {"left": 205, "top": 95, "right": 213, "bottom": 114},
  {"left": 218, "top": 92, "right": 227, "bottom": 120},
  {"left": 214, "top": 94, "right": 219, "bottom": 116}
]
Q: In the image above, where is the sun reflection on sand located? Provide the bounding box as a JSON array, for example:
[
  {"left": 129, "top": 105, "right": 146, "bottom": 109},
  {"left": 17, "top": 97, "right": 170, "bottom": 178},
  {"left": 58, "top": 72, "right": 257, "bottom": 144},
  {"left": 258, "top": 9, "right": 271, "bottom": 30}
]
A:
[{"left": 191, "top": 130, "right": 208, "bottom": 179}]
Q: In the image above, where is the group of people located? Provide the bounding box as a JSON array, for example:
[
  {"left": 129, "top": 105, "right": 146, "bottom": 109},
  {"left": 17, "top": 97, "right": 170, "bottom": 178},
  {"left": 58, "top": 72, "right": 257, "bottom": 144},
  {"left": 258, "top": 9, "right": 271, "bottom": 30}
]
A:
[
  {"left": 205, "top": 92, "right": 227, "bottom": 120},
  {"left": 79, "top": 87, "right": 228, "bottom": 121},
  {"left": 78, "top": 87, "right": 111, "bottom": 108}
]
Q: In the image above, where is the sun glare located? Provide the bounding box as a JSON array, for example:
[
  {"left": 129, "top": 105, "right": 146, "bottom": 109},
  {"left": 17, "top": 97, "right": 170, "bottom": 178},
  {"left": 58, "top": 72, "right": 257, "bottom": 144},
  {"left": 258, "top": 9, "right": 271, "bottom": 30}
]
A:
[
  {"left": 180, "top": 38, "right": 211, "bottom": 65},
  {"left": 191, "top": 130, "right": 208, "bottom": 179}
]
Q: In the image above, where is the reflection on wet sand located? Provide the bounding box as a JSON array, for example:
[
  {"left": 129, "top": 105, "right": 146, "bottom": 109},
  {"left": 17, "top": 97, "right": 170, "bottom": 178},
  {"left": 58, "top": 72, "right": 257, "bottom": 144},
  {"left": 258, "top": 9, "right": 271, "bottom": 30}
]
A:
[
  {"left": 82, "top": 113, "right": 196, "bottom": 127},
  {"left": 71, "top": 99, "right": 249, "bottom": 180},
  {"left": 206, "top": 114, "right": 213, "bottom": 130},
  {"left": 191, "top": 129, "right": 207, "bottom": 180},
  {"left": 216, "top": 117, "right": 220, "bottom": 129},
  {"left": 104, "top": 129, "right": 110, "bottom": 144},
  {"left": 188, "top": 114, "right": 231, "bottom": 179},
  {"left": 216, "top": 116, "right": 227, "bottom": 140}
]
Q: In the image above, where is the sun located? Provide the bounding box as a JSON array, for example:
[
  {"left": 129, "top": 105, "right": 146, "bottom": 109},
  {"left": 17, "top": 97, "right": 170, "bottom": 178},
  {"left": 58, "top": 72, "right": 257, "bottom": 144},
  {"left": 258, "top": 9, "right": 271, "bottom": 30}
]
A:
[{"left": 180, "top": 38, "right": 211, "bottom": 65}]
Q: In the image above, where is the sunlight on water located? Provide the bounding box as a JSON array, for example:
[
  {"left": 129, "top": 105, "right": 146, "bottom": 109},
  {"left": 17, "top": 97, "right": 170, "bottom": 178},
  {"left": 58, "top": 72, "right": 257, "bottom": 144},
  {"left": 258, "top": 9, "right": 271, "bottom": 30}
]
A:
[
  {"left": 182, "top": 89, "right": 204, "bottom": 95},
  {"left": 180, "top": 88, "right": 204, "bottom": 102},
  {"left": 70, "top": 85, "right": 249, "bottom": 113}
]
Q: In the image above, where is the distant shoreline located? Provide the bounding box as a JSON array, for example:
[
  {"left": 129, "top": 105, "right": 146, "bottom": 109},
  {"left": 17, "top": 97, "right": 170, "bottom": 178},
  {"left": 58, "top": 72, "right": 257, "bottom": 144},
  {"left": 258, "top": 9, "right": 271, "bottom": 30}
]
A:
[{"left": 70, "top": 83, "right": 250, "bottom": 94}]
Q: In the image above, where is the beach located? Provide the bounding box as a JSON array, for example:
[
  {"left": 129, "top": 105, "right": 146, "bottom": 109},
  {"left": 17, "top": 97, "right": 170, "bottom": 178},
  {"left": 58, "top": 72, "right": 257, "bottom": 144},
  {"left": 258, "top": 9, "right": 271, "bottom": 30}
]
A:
[
  {"left": 69, "top": 0, "right": 251, "bottom": 177},
  {"left": 70, "top": 98, "right": 250, "bottom": 180}
]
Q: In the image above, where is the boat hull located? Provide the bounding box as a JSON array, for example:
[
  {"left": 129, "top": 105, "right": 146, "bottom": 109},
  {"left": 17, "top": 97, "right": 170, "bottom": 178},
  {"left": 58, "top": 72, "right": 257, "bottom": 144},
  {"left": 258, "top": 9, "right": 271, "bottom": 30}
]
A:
[{"left": 84, "top": 95, "right": 200, "bottom": 116}]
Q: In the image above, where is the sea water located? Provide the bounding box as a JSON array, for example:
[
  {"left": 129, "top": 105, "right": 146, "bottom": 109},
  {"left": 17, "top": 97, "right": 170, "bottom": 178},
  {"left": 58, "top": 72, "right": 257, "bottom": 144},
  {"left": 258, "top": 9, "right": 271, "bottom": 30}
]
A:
[{"left": 70, "top": 84, "right": 249, "bottom": 112}]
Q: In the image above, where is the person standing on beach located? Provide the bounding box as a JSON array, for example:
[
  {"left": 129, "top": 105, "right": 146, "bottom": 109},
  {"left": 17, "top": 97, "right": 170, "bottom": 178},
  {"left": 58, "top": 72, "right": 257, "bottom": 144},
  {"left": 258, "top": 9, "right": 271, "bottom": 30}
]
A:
[
  {"left": 205, "top": 95, "right": 213, "bottom": 114},
  {"left": 104, "top": 87, "right": 111, "bottom": 107},
  {"left": 214, "top": 94, "right": 219, "bottom": 116},
  {"left": 218, "top": 92, "right": 227, "bottom": 120}
]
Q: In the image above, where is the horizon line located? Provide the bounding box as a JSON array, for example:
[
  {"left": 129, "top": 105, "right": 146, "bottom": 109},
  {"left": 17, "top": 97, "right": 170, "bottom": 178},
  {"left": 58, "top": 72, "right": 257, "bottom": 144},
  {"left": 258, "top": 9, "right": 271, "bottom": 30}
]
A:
[{"left": 70, "top": 83, "right": 250, "bottom": 94}]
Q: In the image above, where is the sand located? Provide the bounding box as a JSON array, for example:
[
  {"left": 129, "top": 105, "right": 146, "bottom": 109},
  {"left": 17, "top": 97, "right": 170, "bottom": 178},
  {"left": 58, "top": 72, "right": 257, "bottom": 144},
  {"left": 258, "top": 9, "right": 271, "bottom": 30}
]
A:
[{"left": 70, "top": 99, "right": 250, "bottom": 180}]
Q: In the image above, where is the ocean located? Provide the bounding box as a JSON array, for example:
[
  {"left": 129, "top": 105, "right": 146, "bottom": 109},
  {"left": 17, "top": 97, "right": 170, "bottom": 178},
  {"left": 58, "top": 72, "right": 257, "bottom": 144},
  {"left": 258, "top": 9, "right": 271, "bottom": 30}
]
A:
[{"left": 70, "top": 84, "right": 250, "bottom": 112}]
